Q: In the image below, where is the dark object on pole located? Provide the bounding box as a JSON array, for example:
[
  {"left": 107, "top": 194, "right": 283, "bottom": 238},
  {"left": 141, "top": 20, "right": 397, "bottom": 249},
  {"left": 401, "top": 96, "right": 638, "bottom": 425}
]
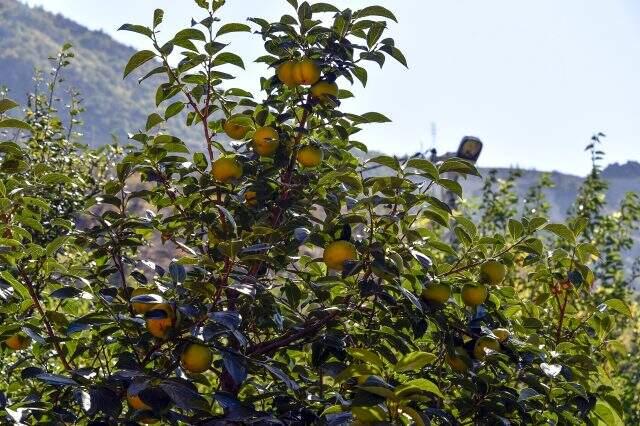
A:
[{"left": 456, "top": 136, "right": 483, "bottom": 163}]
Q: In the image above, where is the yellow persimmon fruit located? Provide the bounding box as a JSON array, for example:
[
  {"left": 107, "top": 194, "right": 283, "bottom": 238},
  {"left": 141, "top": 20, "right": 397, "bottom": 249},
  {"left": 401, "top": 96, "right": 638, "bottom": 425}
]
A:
[
  {"left": 127, "top": 385, "right": 151, "bottom": 411},
  {"left": 445, "top": 347, "right": 472, "bottom": 372},
  {"left": 492, "top": 328, "right": 511, "bottom": 343},
  {"left": 293, "top": 59, "right": 321, "bottom": 86},
  {"left": 244, "top": 190, "right": 258, "bottom": 206},
  {"left": 212, "top": 156, "right": 243, "bottom": 183},
  {"left": 323, "top": 240, "right": 358, "bottom": 271},
  {"left": 131, "top": 288, "right": 160, "bottom": 315},
  {"left": 480, "top": 260, "right": 507, "bottom": 285},
  {"left": 223, "top": 115, "right": 253, "bottom": 140},
  {"left": 252, "top": 126, "right": 280, "bottom": 157},
  {"left": 5, "top": 334, "right": 31, "bottom": 350},
  {"left": 310, "top": 81, "right": 338, "bottom": 103},
  {"left": 296, "top": 145, "right": 323, "bottom": 168},
  {"left": 421, "top": 283, "right": 451, "bottom": 304},
  {"left": 180, "top": 342, "right": 213, "bottom": 373},
  {"left": 473, "top": 336, "right": 501, "bottom": 360},
  {"left": 276, "top": 60, "right": 298, "bottom": 87},
  {"left": 145, "top": 303, "right": 176, "bottom": 339},
  {"left": 461, "top": 283, "right": 488, "bottom": 307}
]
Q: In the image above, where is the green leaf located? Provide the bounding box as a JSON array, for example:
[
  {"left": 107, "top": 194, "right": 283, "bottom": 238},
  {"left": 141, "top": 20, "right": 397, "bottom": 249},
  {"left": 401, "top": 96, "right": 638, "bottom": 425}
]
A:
[
  {"left": 544, "top": 223, "right": 576, "bottom": 244},
  {"left": 425, "top": 196, "right": 452, "bottom": 214},
  {"left": 0, "top": 271, "right": 30, "bottom": 300},
  {"left": 351, "top": 406, "right": 387, "bottom": 422},
  {"left": 360, "top": 51, "right": 385, "bottom": 68},
  {"left": 225, "top": 88, "right": 253, "bottom": 98},
  {"left": 438, "top": 158, "right": 480, "bottom": 176},
  {"left": 395, "top": 379, "right": 442, "bottom": 398},
  {"left": 174, "top": 28, "right": 206, "bottom": 41},
  {"left": 123, "top": 50, "right": 157, "bottom": 79},
  {"left": 160, "top": 380, "right": 210, "bottom": 412},
  {"left": 46, "top": 236, "right": 69, "bottom": 257},
  {"left": 216, "top": 23, "right": 251, "bottom": 37},
  {"left": 437, "top": 179, "right": 462, "bottom": 197},
  {"left": 347, "top": 348, "right": 384, "bottom": 369},
  {"left": 423, "top": 209, "right": 449, "bottom": 228},
  {"left": 576, "top": 242, "right": 599, "bottom": 262},
  {"left": 379, "top": 44, "right": 408, "bottom": 67},
  {"left": 508, "top": 219, "right": 524, "bottom": 239},
  {"left": 367, "top": 22, "right": 386, "bottom": 49},
  {"left": 400, "top": 405, "right": 426, "bottom": 426},
  {"left": 366, "top": 155, "right": 400, "bottom": 171},
  {"left": 360, "top": 112, "right": 391, "bottom": 123},
  {"left": 146, "top": 113, "right": 164, "bottom": 131},
  {"left": 355, "top": 5, "right": 398, "bottom": 22},
  {"left": 528, "top": 216, "right": 548, "bottom": 230},
  {"left": 406, "top": 159, "right": 439, "bottom": 181},
  {"left": 394, "top": 352, "right": 436, "bottom": 372},
  {"left": 118, "top": 23, "right": 153, "bottom": 37},
  {"left": 153, "top": 9, "right": 164, "bottom": 28},
  {"left": 164, "top": 102, "right": 185, "bottom": 120},
  {"left": 352, "top": 66, "right": 368, "bottom": 87},
  {"left": 311, "top": 2, "right": 339, "bottom": 13},
  {"left": 592, "top": 400, "right": 623, "bottom": 426},
  {"left": 41, "top": 173, "right": 72, "bottom": 185},
  {"left": 0, "top": 118, "right": 33, "bottom": 131},
  {"left": 0, "top": 98, "right": 19, "bottom": 114},
  {"left": 193, "top": 152, "right": 208, "bottom": 171},
  {"left": 213, "top": 52, "right": 245, "bottom": 69},
  {"left": 601, "top": 299, "right": 632, "bottom": 318}
]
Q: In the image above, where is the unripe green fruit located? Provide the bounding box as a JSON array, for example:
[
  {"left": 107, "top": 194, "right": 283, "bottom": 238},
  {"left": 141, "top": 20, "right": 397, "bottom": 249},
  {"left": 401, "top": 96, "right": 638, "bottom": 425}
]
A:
[{"left": 480, "top": 260, "right": 506, "bottom": 285}]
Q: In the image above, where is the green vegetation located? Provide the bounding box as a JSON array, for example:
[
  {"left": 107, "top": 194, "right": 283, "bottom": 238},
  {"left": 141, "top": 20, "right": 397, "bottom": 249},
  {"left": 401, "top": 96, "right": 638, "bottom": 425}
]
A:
[
  {"left": 0, "top": 0, "right": 201, "bottom": 146},
  {"left": 0, "top": 1, "right": 638, "bottom": 424}
]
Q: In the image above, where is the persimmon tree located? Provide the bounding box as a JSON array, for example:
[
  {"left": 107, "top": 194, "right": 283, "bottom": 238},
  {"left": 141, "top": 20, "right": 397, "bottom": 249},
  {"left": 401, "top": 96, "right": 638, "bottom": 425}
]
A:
[{"left": 0, "top": 1, "right": 633, "bottom": 424}]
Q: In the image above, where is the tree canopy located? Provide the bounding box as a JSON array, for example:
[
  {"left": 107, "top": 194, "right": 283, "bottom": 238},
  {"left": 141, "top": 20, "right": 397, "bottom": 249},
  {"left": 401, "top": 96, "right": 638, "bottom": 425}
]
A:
[{"left": 0, "top": 1, "right": 638, "bottom": 425}]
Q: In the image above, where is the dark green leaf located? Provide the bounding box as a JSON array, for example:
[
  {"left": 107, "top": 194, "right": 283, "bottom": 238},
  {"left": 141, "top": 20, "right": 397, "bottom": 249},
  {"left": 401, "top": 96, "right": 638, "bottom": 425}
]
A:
[
  {"left": 123, "top": 50, "right": 157, "bottom": 79},
  {"left": 544, "top": 223, "right": 576, "bottom": 244},
  {"left": 0, "top": 118, "right": 32, "bottom": 131},
  {"left": 355, "top": 6, "right": 398, "bottom": 22},
  {"left": 600, "top": 299, "right": 632, "bottom": 318},
  {"left": 146, "top": 113, "right": 164, "bottom": 131},
  {"left": 0, "top": 98, "right": 19, "bottom": 114},
  {"left": 118, "top": 24, "right": 153, "bottom": 37},
  {"left": 153, "top": 9, "right": 164, "bottom": 28},
  {"left": 394, "top": 352, "right": 436, "bottom": 372},
  {"left": 213, "top": 52, "right": 245, "bottom": 69},
  {"left": 216, "top": 23, "right": 251, "bottom": 37}
]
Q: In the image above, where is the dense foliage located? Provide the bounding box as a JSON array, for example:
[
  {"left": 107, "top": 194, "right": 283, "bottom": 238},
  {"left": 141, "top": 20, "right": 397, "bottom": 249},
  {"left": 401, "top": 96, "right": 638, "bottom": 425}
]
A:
[{"left": 0, "top": 1, "right": 638, "bottom": 424}]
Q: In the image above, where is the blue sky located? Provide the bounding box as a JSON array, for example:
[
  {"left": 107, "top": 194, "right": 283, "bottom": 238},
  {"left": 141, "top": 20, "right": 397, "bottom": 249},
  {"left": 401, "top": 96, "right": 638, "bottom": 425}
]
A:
[{"left": 22, "top": 0, "right": 640, "bottom": 176}]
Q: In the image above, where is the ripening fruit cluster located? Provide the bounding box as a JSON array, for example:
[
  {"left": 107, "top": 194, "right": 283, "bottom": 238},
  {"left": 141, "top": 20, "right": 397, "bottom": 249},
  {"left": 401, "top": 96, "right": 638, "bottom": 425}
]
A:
[
  {"left": 129, "top": 292, "right": 214, "bottom": 372},
  {"left": 214, "top": 57, "right": 335, "bottom": 187},
  {"left": 419, "top": 259, "right": 510, "bottom": 372},
  {"left": 277, "top": 58, "right": 339, "bottom": 103}
]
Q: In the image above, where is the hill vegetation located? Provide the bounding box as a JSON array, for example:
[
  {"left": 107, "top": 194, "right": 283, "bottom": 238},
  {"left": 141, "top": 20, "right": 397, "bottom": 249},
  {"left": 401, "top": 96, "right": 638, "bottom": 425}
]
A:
[{"left": 0, "top": 0, "right": 201, "bottom": 146}]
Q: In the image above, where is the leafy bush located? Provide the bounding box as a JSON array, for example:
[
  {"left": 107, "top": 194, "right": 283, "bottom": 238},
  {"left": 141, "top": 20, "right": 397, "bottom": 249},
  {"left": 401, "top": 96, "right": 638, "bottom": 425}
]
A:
[{"left": 0, "top": 1, "right": 637, "bottom": 424}]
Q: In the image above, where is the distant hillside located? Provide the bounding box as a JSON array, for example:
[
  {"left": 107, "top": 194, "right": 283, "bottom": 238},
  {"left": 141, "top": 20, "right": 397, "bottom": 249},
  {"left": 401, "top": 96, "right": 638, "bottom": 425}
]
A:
[
  {"left": 463, "top": 162, "right": 640, "bottom": 222},
  {"left": 0, "top": 0, "right": 201, "bottom": 146}
]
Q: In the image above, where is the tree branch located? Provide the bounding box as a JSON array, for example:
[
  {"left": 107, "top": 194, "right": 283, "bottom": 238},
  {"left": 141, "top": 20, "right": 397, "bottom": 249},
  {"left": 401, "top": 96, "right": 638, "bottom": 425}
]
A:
[
  {"left": 17, "top": 266, "right": 74, "bottom": 371},
  {"left": 248, "top": 309, "right": 341, "bottom": 357}
]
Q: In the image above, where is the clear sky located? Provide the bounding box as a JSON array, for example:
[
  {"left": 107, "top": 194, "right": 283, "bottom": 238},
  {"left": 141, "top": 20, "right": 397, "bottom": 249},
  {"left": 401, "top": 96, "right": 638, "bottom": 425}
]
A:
[{"left": 21, "top": 0, "right": 640, "bottom": 176}]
